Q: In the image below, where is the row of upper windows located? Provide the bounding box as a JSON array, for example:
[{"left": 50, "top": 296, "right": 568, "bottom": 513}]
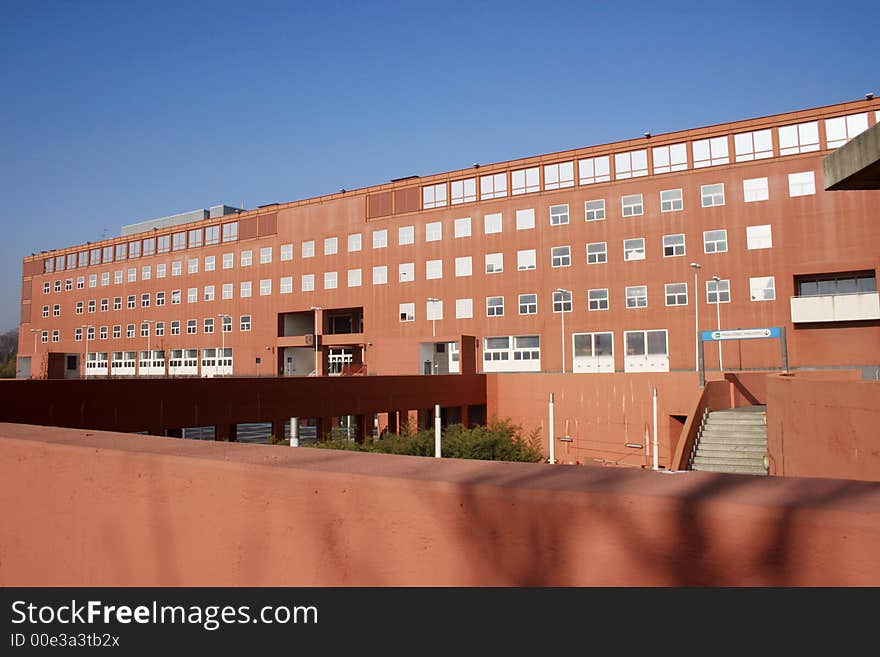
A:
[
  {"left": 420, "top": 112, "right": 872, "bottom": 209},
  {"left": 49, "top": 316, "right": 253, "bottom": 343}
]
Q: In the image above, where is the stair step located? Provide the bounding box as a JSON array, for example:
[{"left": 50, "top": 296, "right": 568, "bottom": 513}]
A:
[
  {"left": 705, "top": 417, "right": 766, "bottom": 425},
  {"left": 692, "top": 463, "right": 768, "bottom": 476},
  {"left": 693, "top": 453, "right": 766, "bottom": 465},
  {"left": 696, "top": 442, "right": 766, "bottom": 453},
  {"left": 698, "top": 435, "right": 766, "bottom": 446},
  {"left": 701, "top": 425, "right": 766, "bottom": 434}
]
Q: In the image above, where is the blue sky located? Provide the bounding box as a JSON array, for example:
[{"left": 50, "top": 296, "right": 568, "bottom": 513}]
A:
[{"left": 0, "top": 0, "right": 877, "bottom": 331}]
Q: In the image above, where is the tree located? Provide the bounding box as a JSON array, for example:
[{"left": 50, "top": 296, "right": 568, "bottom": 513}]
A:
[{"left": 0, "top": 328, "right": 18, "bottom": 378}]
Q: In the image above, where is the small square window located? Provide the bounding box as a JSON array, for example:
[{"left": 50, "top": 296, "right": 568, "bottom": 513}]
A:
[
  {"left": 399, "top": 226, "right": 414, "bottom": 245},
  {"left": 301, "top": 275, "right": 315, "bottom": 292},
  {"left": 260, "top": 246, "right": 273, "bottom": 263},
  {"left": 625, "top": 285, "right": 648, "bottom": 309},
  {"left": 347, "top": 234, "right": 362, "bottom": 252},
  {"left": 323, "top": 238, "right": 337, "bottom": 256},
  {"left": 663, "top": 234, "right": 686, "bottom": 257},
  {"left": 517, "top": 249, "right": 536, "bottom": 271},
  {"left": 425, "top": 222, "right": 442, "bottom": 242},
  {"left": 701, "top": 183, "right": 725, "bottom": 207},
  {"left": 552, "top": 290, "right": 572, "bottom": 313},
  {"left": 372, "top": 230, "right": 387, "bottom": 249},
  {"left": 788, "top": 171, "right": 815, "bottom": 197},
  {"left": 703, "top": 230, "right": 728, "bottom": 254},
  {"left": 260, "top": 279, "right": 272, "bottom": 295},
  {"left": 660, "top": 189, "right": 683, "bottom": 212},
  {"left": 454, "top": 217, "right": 471, "bottom": 238},
  {"left": 484, "top": 213, "right": 502, "bottom": 234},
  {"left": 372, "top": 266, "right": 387, "bottom": 285},
  {"left": 515, "top": 209, "right": 535, "bottom": 230},
  {"left": 749, "top": 276, "right": 776, "bottom": 301},
  {"left": 399, "top": 303, "right": 415, "bottom": 322},
  {"left": 281, "top": 243, "right": 294, "bottom": 260},
  {"left": 518, "top": 293, "right": 538, "bottom": 315},
  {"left": 486, "top": 296, "right": 504, "bottom": 317},
  {"left": 302, "top": 241, "right": 315, "bottom": 258},
  {"left": 746, "top": 225, "right": 772, "bottom": 250},
  {"left": 323, "top": 272, "right": 337, "bottom": 290},
  {"left": 425, "top": 259, "right": 443, "bottom": 280},
  {"left": 587, "top": 242, "right": 607, "bottom": 265},
  {"left": 455, "top": 256, "right": 472, "bottom": 278},
  {"left": 347, "top": 268, "right": 362, "bottom": 287},
  {"left": 665, "top": 282, "right": 688, "bottom": 306},
  {"left": 707, "top": 279, "right": 730, "bottom": 304},
  {"left": 455, "top": 298, "right": 473, "bottom": 319},
  {"left": 485, "top": 253, "right": 503, "bottom": 274},
  {"left": 588, "top": 289, "right": 608, "bottom": 311},
  {"left": 585, "top": 199, "right": 605, "bottom": 221},
  {"left": 551, "top": 246, "right": 571, "bottom": 268},
  {"left": 549, "top": 204, "right": 569, "bottom": 226},
  {"left": 399, "top": 263, "right": 415, "bottom": 282},
  {"left": 743, "top": 177, "right": 769, "bottom": 202},
  {"left": 621, "top": 194, "right": 643, "bottom": 217},
  {"left": 623, "top": 238, "right": 646, "bottom": 261}
]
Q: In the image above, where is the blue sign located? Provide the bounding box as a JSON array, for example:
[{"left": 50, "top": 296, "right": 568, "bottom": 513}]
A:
[{"left": 701, "top": 327, "right": 781, "bottom": 341}]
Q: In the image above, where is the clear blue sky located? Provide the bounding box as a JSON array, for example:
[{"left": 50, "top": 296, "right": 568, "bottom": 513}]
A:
[{"left": 1, "top": 0, "right": 877, "bottom": 331}]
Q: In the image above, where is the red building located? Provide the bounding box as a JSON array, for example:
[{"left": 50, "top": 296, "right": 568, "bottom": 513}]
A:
[{"left": 17, "top": 98, "right": 880, "bottom": 466}]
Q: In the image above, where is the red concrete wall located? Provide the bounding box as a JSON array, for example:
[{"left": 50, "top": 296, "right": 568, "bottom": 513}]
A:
[
  {"left": 767, "top": 374, "right": 880, "bottom": 482},
  {"left": 1, "top": 424, "right": 878, "bottom": 586}
]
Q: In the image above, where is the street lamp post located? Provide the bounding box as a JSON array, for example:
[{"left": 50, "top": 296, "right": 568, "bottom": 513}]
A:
[
  {"left": 218, "top": 314, "right": 231, "bottom": 376},
  {"left": 554, "top": 288, "right": 571, "bottom": 374},
  {"left": 712, "top": 275, "right": 723, "bottom": 371},
  {"left": 690, "top": 263, "right": 702, "bottom": 372},
  {"left": 427, "top": 298, "right": 440, "bottom": 338},
  {"left": 310, "top": 307, "right": 322, "bottom": 376}
]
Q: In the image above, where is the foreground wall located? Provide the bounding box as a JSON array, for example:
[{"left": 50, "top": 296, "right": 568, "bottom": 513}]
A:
[{"left": 2, "top": 423, "right": 878, "bottom": 586}]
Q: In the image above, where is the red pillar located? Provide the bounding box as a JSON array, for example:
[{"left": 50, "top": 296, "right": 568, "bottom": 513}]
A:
[{"left": 460, "top": 405, "right": 470, "bottom": 428}]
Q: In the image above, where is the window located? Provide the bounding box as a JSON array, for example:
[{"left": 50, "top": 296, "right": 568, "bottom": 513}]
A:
[
  {"left": 585, "top": 199, "right": 605, "bottom": 221},
  {"left": 453, "top": 217, "right": 471, "bottom": 238},
  {"left": 519, "top": 294, "right": 537, "bottom": 315},
  {"left": 42, "top": 281, "right": 50, "bottom": 294},
  {"left": 451, "top": 178, "right": 476, "bottom": 204},
  {"left": 188, "top": 228, "right": 203, "bottom": 249},
  {"left": 101, "top": 272, "right": 109, "bottom": 286},
  {"left": 399, "top": 263, "right": 415, "bottom": 282},
  {"left": 652, "top": 143, "right": 688, "bottom": 174},
  {"left": 587, "top": 242, "right": 607, "bottom": 264},
  {"left": 749, "top": 276, "right": 776, "bottom": 301},
  {"left": 398, "top": 226, "right": 414, "bottom": 245},
  {"left": 240, "top": 315, "right": 251, "bottom": 331},
  {"left": 423, "top": 183, "right": 447, "bottom": 209},
  {"left": 426, "top": 299, "right": 443, "bottom": 321},
  {"left": 825, "top": 113, "right": 869, "bottom": 149},
  {"left": 67, "top": 254, "right": 77, "bottom": 270},
  {"left": 551, "top": 246, "right": 571, "bottom": 268},
  {"left": 171, "top": 321, "right": 181, "bottom": 336},
  {"left": 75, "top": 301, "right": 83, "bottom": 314},
  {"left": 75, "top": 328, "right": 82, "bottom": 341},
  {"left": 626, "top": 285, "right": 648, "bottom": 308},
  {"left": 455, "top": 298, "right": 473, "bottom": 319},
  {"left": 552, "top": 290, "right": 572, "bottom": 313},
  {"left": 455, "top": 256, "right": 472, "bottom": 277},
  {"left": 102, "top": 246, "right": 114, "bottom": 263},
  {"left": 703, "top": 229, "right": 728, "bottom": 253},
  {"left": 281, "top": 243, "right": 293, "bottom": 260},
  {"left": 222, "top": 283, "right": 233, "bottom": 299},
  {"left": 347, "top": 269, "right": 362, "bottom": 287},
  {"left": 372, "top": 230, "right": 387, "bottom": 249},
  {"left": 172, "top": 232, "right": 186, "bottom": 251},
  {"left": 578, "top": 155, "right": 611, "bottom": 185},
  {"left": 746, "top": 225, "right": 773, "bottom": 250},
  {"left": 157, "top": 235, "right": 171, "bottom": 254},
  {"left": 280, "top": 276, "right": 293, "bottom": 293},
  {"left": 372, "top": 266, "right": 387, "bottom": 285},
  {"left": 128, "top": 241, "right": 141, "bottom": 258},
  {"left": 701, "top": 183, "right": 725, "bottom": 207},
  {"left": 301, "top": 274, "right": 315, "bottom": 292},
  {"left": 240, "top": 250, "right": 252, "bottom": 267},
  {"left": 692, "top": 136, "right": 729, "bottom": 167},
  {"left": 614, "top": 149, "right": 648, "bottom": 179},
  {"left": 89, "top": 248, "right": 100, "bottom": 266},
  {"left": 256, "top": 246, "right": 271, "bottom": 264},
  {"left": 53, "top": 303, "right": 61, "bottom": 317},
  {"left": 127, "top": 324, "right": 135, "bottom": 338},
  {"left": 399, "top": 303, "right": 415, "bottom": 322},
  {"left": 623, "top": 238, "right": 646, "bottom": 261},
  {"left": 788, "top": 171, "right": 816, "bottom": 197},
  {"left": 112, "top": 325, "right": 120, "bottom": 339},
  {"left": 347, "top": 234, "right": 361, "bottom": 252},
  {"left": 77, "top": 276, "right": 84, "bottom": 289},
  {"left": 588, "top": 288, "right": 608, "bottom": 311},
  {"left": 573, "top": 332, "right": 614, "bottom": 372},
  {"left": 98, "top": 327, "right": 107, "bottom": 340},
  {"left": 660, "top": 189, "right": 683, "bottom": 212},
  {"left": 187, "top": 258, "right": 198, "bottom": 274},
  {"left": 142, "top": 322, "right": 151, "bottom": 337},
  {"left": 323, "top": 272, "right": 337, "bottom": 290},
  {"left": 425, "top": 222, "right": 442, "bottom": 242},
  {"left": 734, "top": 129, "right": 773, "bottom": 162},
  {"left": 258, "top": 279, "right": 271, "bottom": 295},
  {"left": 78, "top": 252, "right": 88, "bottom": 268},
  {"left": 511, "top": 167, "right": 540, "bottom": 194},
  {"left": 515, "top": 208, "right": 535, "bottom": 230},
  {"left": 113, "top": 296, "right": 121, "bottom": 310},
  {"left": 53, "top": 279, "right": 62, "bottom": 292},
  {"left": 302, "top": 241, "right": 315, "bottom": 258},
  {"left": 171, "top": 289, "right": 181, "bottom": 304},
  {"left": 517, "top": 249, "right": 536, "bottom": 271},
  {"left": 141, "top": 293, "right": 150, "bottom": 308},
  {"left": 549, "top": 204, "right": 569, "bottom": 226},
  {"left": 485, "top": 253, "right": 503, "bottom": 274},
  {"left": 484, "top": 212, "right": 502, "bottom": 234},
  {"left": 707, "top": 278, "right": 730, "bottom": 303},
  {"left": 42, "top": 304, "right": 49, "bottom": 318},
  {"left": 621, "top": 194, "right": 643, "bottom": 217},
  {"left": 156, "top": 291, "right": 165, "bottom": 306},
  {"left": 323, "top": 238, "right": 337, "bottom": 256},
  {"left": 87, "top": 327, "right": 95, "bottom": 340},
  {"left": 222, "top": 253, "right": 233, "bottom": 269},
  {"left": 665, "top": 282, "right": 688, "bottom": 306},
  {"left": 52, "top": 330, "right": 60, "bottom": 343},
  {"left": 88, "top": 299, "right": 96, "bottom": 313},
  {"left": 778, "top": 121, "right": 819, "bottom": 155},
  {"left": 204, "top": 318, "right": 214, "bottom": 334},
  {"left": 544, "top": 162, "right": 574, "bottom": 189},
  {"left": 663, "top": 234, "right": 686, "bottom": 257},
  {"left": 155, "top": 322, "right": 164, "bottom": 337},
  {"left": 113, "top": 271, "right": 122, "bottom": 285},
  {"left": 240, "top": 281, "right": 252, "bottom": 298},
  {"left": 425, "top": 259, "right": 442, "bottom": 280},
  {"left": 204, "top": 256, "right": 215, "bottom": 272},
  {"left": 796, "top": 271, "right": 877, "bottom": 296},
  {"left": 625, "top": 330, "right": 668, "bottom": 357},
  {"left": 480, "top": 173, "right": 507, "bottom": 199},
  {"left": 126, "top": 294, "right": 136, "bottom": 309},
  {"left": 743, "top": 177, "right": 769, "bottom": 202},
  {"left": 204, "top": 285, "right": 215, "bottom": 301},
  {"left": 204, "top": 226, "right": 219, "bottom": 246},
  {"left": 221, "top": 222, "right": 238, "bottom": 242},
  {"left": 186, "top": 287, "right": 196, "bottom": 303},
  {"left": 486, "top": 296, "right": 504, "bottom": 317}
]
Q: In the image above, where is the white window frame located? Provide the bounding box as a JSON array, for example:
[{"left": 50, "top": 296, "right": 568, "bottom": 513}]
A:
[
  {"left": 652, "top": 143, "right": 688, "bottom": 174},
  {"left": 578, "top": 155, "right": 611, "bottom": 185},
  {"left": 749, "top": 276, "right": 776, "bottom": 302},
  {"left": 549, "top": 204, "right": 569, "bottom": 226},
  {"left": 623, "top": 238, "right": 646, "bottom": 261},
  {"left": 425, "top": 221, "right": 442, "bottom": 242},
  {"left": 703, "top": 229, "right": 728, "bottom": 254},
  {"left": 485, "top": 253, "right": 503, "bottom": 274},
  {"left": 455, "top": 256, "right": 472, "bottom": 278},
  {"left": 515, "top": 208, "right": 535, "bottom": 230},
  {"left": 707, "top": 279, "right": 731, "bottom": 304},
  {"left": 398, "top": 226, "right": 415, "bottom": 245},
  {"left": 517, "top": 249, "right": 536, "bottom": 271},
  {"left": 347, "top": 234, "right": 361, "bottom": 253},
  {"left": 585, "top": 199, "right": 605, "bottom": 222},
  {"left": 664, "top": 282, "right": 688, "bottom": 306},
  {"left": 399, "top": 262, "right": 414, "bottom": 282},
  {"left": 788, "top": 171, "right": 816, "bottom": 197},
  {"left": 323, "top": 272, "right": 337, "bottom": 290},
  {"left": 511, "top": 167, "right": 540, "bottom": 195},
  {"left": 587, "top": 241, "right": 607, "bottom": 265},
  {"left": 454, "top": 217, "right": 471, "bottom": 238},
  {"left": 372, "top": 266, "right": 388, "bottom": 285},
  {"left": 692, "top": 136, "right": 730, "bottom": 168},
  {"left": 701, "top": 183, "right": 725, "bottom": 207},
  {"left": 543, "top": 161, "right": 574, "bottom": 190},
  {"left": 734, "top": 129, "right": 773, "bottom": 162},
  {"left": 518, "top": 293, "right": 538, "bottom": 315},
  {"left": 588, "top": 288, "right": 609, "bottom": 311},
  {"left": 455, "top": 298, "right": 473, "bottom": 319},
  {"left": 746, "top": 225, "right": 773, "bottom": 250},
  {"left": 551, "top": 246, "right": 571, "bottom": 268},
  {"left": 372, "top": 230, "right": 387, "bottom": 249},
  {"left": 480, "top": 173, "right": 507, "bottom": 199},
  {"left": 425, "top": 259, "right": 443, "bottom": 280},
  {"left": 423, "top": 183, "right": 447, "bottom": 209},
  {"left": 614, "top": 149, "right": 648, "bottom": 179},
  {"left": 778, "top": 121, "right": 820, "bottom": 155},
  {"left": 347, "top": 268, "right": 362, "bottom": 288},
  {"left": 625, "top": 285, "right": 648, "bottom": 309},
  {"left": 486, "top": 296, "right": 504, "bottom": 317},
  {"left": 484, "top": 213, "right": 502, "bottom": 234},
  {"left": 743, "top": 177, "right": 769, "bottom": 203},
  {"left": 451, "top": 178, "right": 476, "bottom": 205}
]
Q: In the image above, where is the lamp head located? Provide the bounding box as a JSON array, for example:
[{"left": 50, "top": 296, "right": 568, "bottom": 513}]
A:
[{"left": 690, "top": 262, "right": 701, "bottom": 269}]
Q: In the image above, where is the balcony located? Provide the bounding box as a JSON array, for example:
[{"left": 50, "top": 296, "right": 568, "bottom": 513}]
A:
[{"left": 790, "top": 292, "right": 880, "bottom": 323}]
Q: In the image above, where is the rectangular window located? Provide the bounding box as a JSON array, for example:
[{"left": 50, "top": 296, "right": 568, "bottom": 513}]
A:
[
  {"left": 425, "top": 259, "right": 442, "bottom": 280},
  {"left": 515, "top": 208, "right": 535, "bottom": 230},
  {"left": 625, "top": 330, "right": 668, "bottom": 357},
  {"left": 518, "top": 293, "right": 538, "bottom": 315},
  {"left": 399, "top": 302, "right": 415, "bottom": 322},
  {"left": 692, "top": 136, "right": 729, "bottom": 167},
  {"left": 347, "top": 234, "right": 361, "bottom": 252},
  {"left": 142, "top": 322, "right": 151, "bottom": 337},
  {"left": 587, "top": 241, "right": 607, "bottom": 264},
  {"left": 425, "top": 221, "right": 442, "bottom": 242},
  {"left": 222, "top": 253, "right": 233, "bottom": 269},
  {"left": 573, "top": 332, "right": 615, "bottom": 372},
  {"left": 551, "top": 246, "right": 571, "bottom": 268},
  {"left": 749, "top": 276, "right": 776, "bottom": 301},
  {"left": 52, "top": 303, "right": 61, "bottom": 317},
  {"left": 65, "top": 278, "right": 73, "bottom": 291},
  {"left": 204, "top": 318, "right": 214, "bottom": 334},
  {"left": 101, "top": 272, "right": 110, "bottom": 286},
  {"left": 372, "top": 229, "right": 387, "bottom": 249},
  {"left": 77, "top": 276, "right": 85, "bottom": 289},
  {"left": 451, "top": 178, "right": 476, "bottom": 204},
  {"left": 125, "top": 324, "right": 134, "bottom": 338},
  {"left": 795, "top": 271, "right": 877, "bottom": 296},
  {"left": 156, "top": 291, "right": 165, "bottom": 306},
  {"left": 623, "top": 238, "right": 646, "bottom": 261},
  {"left": 703, "top": 229, "right": 728, "bottom": 253},
  {"left": 301, "top": 274, "right": 315, "bottom": 292},
  {"left": 171, "top": 321, "right": 181, "bottom": 336},
  {"left": 426, "top": 299, "right": 443, "bottom": 321},
  {"left": 221, "top": 316, "right": 232, "bottom": 333},
  {"left": 240, "top": 281, "right": 252, "bottom": 297},
  {"left": 89, "top": 274, "right": 97, "bottom": 288},
  {"left": 552, "top": 290, "right": 572, "bottom": 313},
  {"left": 123, "top": 267, "right": 134, "bottom": 282},
  {"left": 155, "top": 323, "right": 165, "bottom": 337},
  {"left": 77, "top": 252, "right": 88, "bottom": 268},
  {"left": 96, "top": 327, "right": 105, "bottom": 341},
  {"left": 302, "top": 240, "right": 315, "bottom": 258},
  {"left": 788, "top": 171, "right": 816, "bottom": 197},
  {"left": 157, "top": 235, "right": 171, "bottom": 254},
  {"left": 239, "top": 250, "right": 253, "bottom": 267},
  {"left": 486, "top": 296, "right": 504, "bottom": 317},
  {"left": 75, "top": 328, "right": 82, "bottom": 341},
  {"left": 222, "top": 284, "right": 233, "bottom": 299},
  {"left": 549, "top": 204, "right": 569, "bottom": 226},
  {"left": 585, "top": 199, "right": 605, "bottom": 221},
  {"left": 743, "top": 177, "right": 769, "bottom": 202},
  {"left": 172, "top": 232, "right": 186, "bottom": 251},
  {"left": 399, "top": 262, "right": 415, "bottom": 282},
  {"left": 113, "top": 325, "right": 121, "bottom": 339},
  {"left": 455, "top": 256, "right": 472, "bottom": 278},
  {"left": 188, "top": 228, "right": 203, "bottom": 249},
  {"left": 115, "top": 243, "right": 127, "bottom": 261},
  {"left": 323, "top": 272, "right": 337, "bottom": 290},
  {"left": 141, "top": 293, "right": 150, "bottom": 308},
  {"left": 707, "top": 278, "right": 730, "bottom": 303},
  {"left": 450, "top": 217, "right": 470, "bottom": 239},
  {"left": 221, "top": 222, "right": 238, "bottom": 242},
  {"left": 187, "top": 287, "right": 197, "bottom": 303},
  {"left": 660, "top": 189, "right": 683, "bottom": 212},
  {"left": 778, "top": 121, "right": 819, "bottom": 155},
  {"left": 323, "top": 238, "right": 337, "bottom": 256},
  {"left": 621, "top": 194, "right": 643, "bottom": 217},
  {"left": 517, "top": 249, "right": 536, "bottom": 271},
  {"left": 455, "top": 298, "right": 473, "bottom": 319},
  {"left": 204, "top": 256, "right": 215, "bottom": 272},
  {"left": 665, "top": 282, "right": 688, "bottom": 306},
  {"left": 187, "top": 258, "right": 198, "bottom": 274},
  {"left": 240, "top": 315, "right": 251, "bottom": 331},
  {"left": 42, "top": 304, "right": 49, "bottom": 318},
  {"left": 86, "top": 327, "right": 95, "bottom": 341},
  {"left": 54, "top": 279, "right": 62, "bottom": 292},
  {"left": 511, "top": 167, "right": 540, "bottom": 194},
  {"left": 484, "top": 213, "right": 502, "bottom": 234},
  {"left": 480, "top": 173, "right": 507, "bottom": 199},
  {"left": 171, "top": 261, "right": 182, "bottom": 276},
  {"left": 186, "top": 319, "right": 197, "bottom": 335},
  {"left": 128, "top": 241, "right": 140, "bottom": 258},
  {"left": 614, "top": 149, "right": 648, "bottom": 179},
  {"left": 347, "top": 268, "right": 362, "bottom": 287},
  {"left": 89, "top": 248, "right": 100, "bottom": 266},
  {"left": 204, "top": 285, "right": 215, "bottom": 301},
  {"left": 280, "top": 276, "right": 293, "bottom": 294},
  {"left": 734, "top": 129, "right": 773, "bottom": 162},
  {"left": 126, "top": 295, "right": 134, "bottom": 310},
  {"left": 588, "top": 288, "right": 608, "bottom": 311},
  {"left": 204, "top": 226, "right": 219, "bottom": 246},
  {"left": 398, "top": 226, "right": 414, "bottom": 245},
  {"left": 543, "top": 162, "right": 574, "bottom": 190},
  {"left": 113, "top": 296, "right": 121, "bottom": 310},
  {"left": 746, "top": 224, "right": 773, "bottom": 250},
  {"left": 171, "top": 289, "right": 181, "bottom": 304},
  {"left": 663, "top": 234, "right": 686, "bottom": 257},
  {"left": 281, "top": 243, "right": 293, "bottom": 260},
  {"left": 102, "top": 246, "right": 114, "bottom": 263},
  {"left": 372, "top": 266, "right": 387, "bottom": 285},
  {"left": 260, "top": 279, "right": 272, "bottom": 295},
  {"left": 578, "top": 155, "right": 611, "bottom": 185},
  {"left": 626, "top": 285, "right": 648, "bottom": 308},
  {"left": 260, "top": 246, "right": 273, "bottom": 263},
  {"left": 423, "top": 183, "right": 447, "bottom": 209},
  {"left": 825, "top": 113, "right": 869, "bottom": 149},
  {"left": 701, "top": 183, "right": 725, "bottom": 207},
  {"left": 485, "top": 253, "right": 503, "bottom": 274},
  {"left": 652, "top": 143, "right": 688, "bottom": 174},
  {"left": 76, "top": 301, "right": 84, "bottom": 314}
]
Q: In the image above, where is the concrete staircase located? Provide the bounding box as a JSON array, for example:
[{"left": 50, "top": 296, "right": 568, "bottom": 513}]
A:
[{"left": 690, "top": 405, "right": 768, "bottom": 476}]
